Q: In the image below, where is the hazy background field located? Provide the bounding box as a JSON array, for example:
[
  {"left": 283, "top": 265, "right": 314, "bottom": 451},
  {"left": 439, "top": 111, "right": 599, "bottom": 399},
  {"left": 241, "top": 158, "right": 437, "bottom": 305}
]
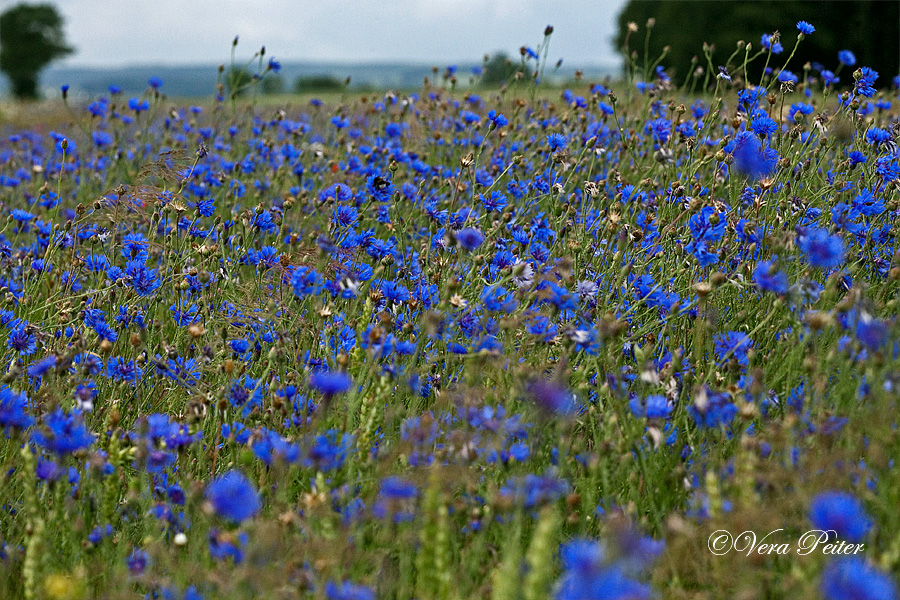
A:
[
  {"left": 0, "top": 0, "right": 626, "bottom": 98},
  {"left": 0, "top": 61, "right": 618, "bottom": 99}
]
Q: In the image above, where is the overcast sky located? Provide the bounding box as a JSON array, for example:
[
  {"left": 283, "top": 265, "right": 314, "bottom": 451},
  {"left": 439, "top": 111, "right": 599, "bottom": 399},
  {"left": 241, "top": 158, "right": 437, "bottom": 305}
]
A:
[{"left": 52, "top": 0, "right": 627, "bottom": 67}]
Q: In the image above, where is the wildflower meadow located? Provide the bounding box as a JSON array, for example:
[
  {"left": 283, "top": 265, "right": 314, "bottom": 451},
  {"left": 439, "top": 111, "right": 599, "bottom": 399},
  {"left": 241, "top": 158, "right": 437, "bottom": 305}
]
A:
[{"left": 1, "top": 21, "right": 900, "bottom": 600}]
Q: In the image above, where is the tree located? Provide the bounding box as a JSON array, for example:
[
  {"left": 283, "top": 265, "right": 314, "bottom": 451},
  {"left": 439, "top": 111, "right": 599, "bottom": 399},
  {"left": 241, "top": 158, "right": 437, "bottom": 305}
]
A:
[
  {"left": 0, "top": 3, "right": 73, "bottom": 99},
  {"left": 480, "top": 52, "right": 532, "bottom": 87},
  {"left": 294, "top": 75, "right": 344, "bottom": 93},
  {"left": 261, "top": 74, "right": 284, "bottom": 95},
  {"left": 614, "top": 1, "right": 898, "bottom": 89}
]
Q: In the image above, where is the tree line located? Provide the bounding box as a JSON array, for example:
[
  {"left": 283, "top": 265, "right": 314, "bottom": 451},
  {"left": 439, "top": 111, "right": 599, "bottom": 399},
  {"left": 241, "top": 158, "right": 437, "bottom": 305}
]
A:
[{"left": 615, "top": 0, "right": 899, "bottom": 86}]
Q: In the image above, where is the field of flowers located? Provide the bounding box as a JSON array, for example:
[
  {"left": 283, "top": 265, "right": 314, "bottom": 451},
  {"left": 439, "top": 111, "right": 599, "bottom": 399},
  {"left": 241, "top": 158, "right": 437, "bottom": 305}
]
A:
[{"left": 0, "top": 22, "right": 899, "bottom": 600}]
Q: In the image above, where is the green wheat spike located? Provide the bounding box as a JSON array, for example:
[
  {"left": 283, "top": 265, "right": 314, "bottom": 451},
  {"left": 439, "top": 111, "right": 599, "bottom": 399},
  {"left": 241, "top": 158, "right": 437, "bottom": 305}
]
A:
[
  {"left": 416, "top": 466, "right": 453, "bottom": 600},
  {"left": 523, "top": 506, "right": 561, "bottom": 600},
  {"left": 490, "top": 516, "right": 523, "bottom": 600}
]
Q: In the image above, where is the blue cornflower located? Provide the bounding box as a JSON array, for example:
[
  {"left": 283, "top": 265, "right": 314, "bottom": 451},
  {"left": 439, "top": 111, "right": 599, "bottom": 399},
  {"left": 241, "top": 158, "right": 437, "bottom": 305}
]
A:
[
  {"left": 547, "top": 133, "right": 568, "bottom": 152},
  {"left": 170, "top": 303, "right": 201, "bottom": 326},
  {"left": 163, "top": 356, "right": 201, "bottom": 388},
  {"left": 291, "top": 266, "right": 322, "bottom": 297},
  {"left": 856, "top": 318, "right": 889, "bottom": 352},
  {"left": 684, "top": 240, "right": 719, "bottom": 267},
  {"left": 125, "top": 260, "right": 161, "bottom": 297},
  {"left": 92, "top": 130, "right": 113, "bottom": 148},
  {"left": 629, "top": 394, "right": 673, "bottom": 419},
  {"left": 32, "top": 408, "right": 95, "bottom": 455},
  {"left": 753, "top": 260, "right": 789, "bottom": 295},
  {"left": 380, "top": 280, "right": 410, "bottom": 304},
  {"left": 732, "top": 131, "right": 776, "bottom": 180},
  {"left": 196, "top": 197, "right": 215, "bottom": 216},
  {"left": 760, "top": 33, "right": 783, "bottom": 54},
  {"left": 796, "top": 21, "right": 815, "bottom": 35},
  {"left": 821, "top": 557, "right": 897, "bottom": 600},
  {"left": 120, "top": 233, "right": 148, "bottom": 262},
  {"left": 88, "top": 524, "right": 115, "bottom": 546},
  {"left": 332, "top": 205, "right": 358, "bottom": 228},
  {"left": 459, "top": 109, "right": 480, "bottom": 125},
  {"left": 481, "top": 285, "right": 517, "bottom": 313},
  {"left": 84, "top": 308, "right": 110, "bottom": 331},
  {"left": 366, "top": 173, "right": 394, "bottom": 202},
  {"left": 865, "top": 127, "right": 892, "bottom": 146},
  {"left": 72, "top": 352, "right": 104, "bottom": 376},
  {"left": 688, "top": 386, "right": 737, "bottom": 429},
  {"left": 205, "top": 470, "right": 260, "bottom": 524},
  {"left": 689, "top": 206, "right": 726, "bottom": 243},
  {"left": 831, "top": 203, "right": 864, "bottom": 234},
  {"left": 304, "top": 430, "right": 353, "bottom": 471},
  {"left": 326, "top": 581, "right": 375, "bottom": 600},
  {"left": 27, "top": 355, "right": 57, "bottom": 378},
  {"left": 378, "top": 476, "right": 418, "bottom": 500},
  {"left": 556, "top": 539, "right": 653, "bottom": 600},
  {"left": 106, "top": 357, "right": 142, "bottom": 385},
  {"left": 36, "top": 458, "right": 61, "bottom": 481},
  {"left": 487, "top": 110, "right": 508, "bottom": 128},
  {"left": 777, "top": 70, "right": 798, "bottom": 84},
  {"left": 838, "top": 50, "right": 857, "bottom": 66},
  {"left": 751, "top": 115, "right": 779, "bottom": 138},
  {"left": 797, "top": 227, "right": 845, "bottom": 269},
  {"left": 480, "top": 190, "right": 508, "bottom": 213},
  {"left": 455, "top": 228, "right": 485, "bottom": 251},
  {"left": 809, "top": 491, "right": 872, "bottom": 542},
  {"left": 0, "top": 386, "right": 33, "bottom": 430},
  {"left": 84, "top": 253, "right": 109, "bottom": 272},
  {"left": 714, "top": 331, "right": 753, "bottom": 366},
  {"left": 11, "top": 208, "right": 34, "bottom": 223},
  {"left": 127, "top": 549, "right": 149, "bottom": 575},
  {"left": 253, "top": 246, "right": 281, "bottom": 269},
  {"left": 738, "top": 86, "right": 767, "bottom": 110},
  {"left": 127, "top": 97, "right": 149, "bottom": 112},
  {"left": 208, "top": 528, "right": 248, "bottom": 564},
  {"left": 331, "top": 115, "right": 350, "bottom": 129},
  {"left": 252, "top": 428, "right": 300, "bottom": 465},
  {"left": 148, "top": 76, "right": 163, "bottom": 89},
  {"left": 8, "top": 323, "right": 36, "bottom": 355},
  {"left": 373, "top": 476, "right": 418, "bottom": 522},
  {"left": 74, "top": 382, "right": 97, "bottom": 412},
  {"left": 309, "top": 371, "right": 352, "bottom": 396},
  {"left": 250, "top": 209, "right": 278, "bottom": 234},
  {"left": 229, "top": 339, "right": 250, "bottom": 355},
  {"left": 847, "top": 150, "right": 867, "bottom": 167},
  {"left": 876, "top": 157, "right": 900, "bottom": 183},
  {"left": 365, "top": 237, "right": 395, "bottom": 260},
  {"left": 646, "top": 118, "right": 672, "bottom": 143},
  {"left": 500, "top": 473, "right": 569, "bottom": 509},
  {"left": 854, "top": 67, "right": 878, "bottom": 98},
  {"left": 526, "top": 380, "right": 576, "bottom": 416}
]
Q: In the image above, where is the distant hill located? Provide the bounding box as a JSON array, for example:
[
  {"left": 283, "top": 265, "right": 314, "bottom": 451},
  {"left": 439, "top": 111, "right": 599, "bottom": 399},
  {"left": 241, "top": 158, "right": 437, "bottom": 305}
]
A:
[{"left": 0, "top": 61, "right": 617, "bottom": 100}]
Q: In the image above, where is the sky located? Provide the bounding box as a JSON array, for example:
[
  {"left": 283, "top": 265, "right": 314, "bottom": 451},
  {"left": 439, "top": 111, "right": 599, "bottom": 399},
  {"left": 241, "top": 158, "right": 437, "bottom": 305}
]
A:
[{"left": 52, "top": 0, "right": 628, "bottom": 67}]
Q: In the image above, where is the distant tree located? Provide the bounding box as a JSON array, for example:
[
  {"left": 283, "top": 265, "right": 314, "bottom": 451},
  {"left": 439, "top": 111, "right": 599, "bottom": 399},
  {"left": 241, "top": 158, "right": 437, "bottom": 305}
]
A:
[
  {"left": 614, "top": 1, "right": 898, "bottom": 88},
  {"left": 480, "top": 52, "right": 532, "bottom": 87},
  {"left": 261, "top": 74, "right": 284, "bottom": 95},
  {"left": 294, "top": 75, "right": 344, "bottom": 93},
  {"left": 0, "top": 3, "right": 73, "bottom": 99}
]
